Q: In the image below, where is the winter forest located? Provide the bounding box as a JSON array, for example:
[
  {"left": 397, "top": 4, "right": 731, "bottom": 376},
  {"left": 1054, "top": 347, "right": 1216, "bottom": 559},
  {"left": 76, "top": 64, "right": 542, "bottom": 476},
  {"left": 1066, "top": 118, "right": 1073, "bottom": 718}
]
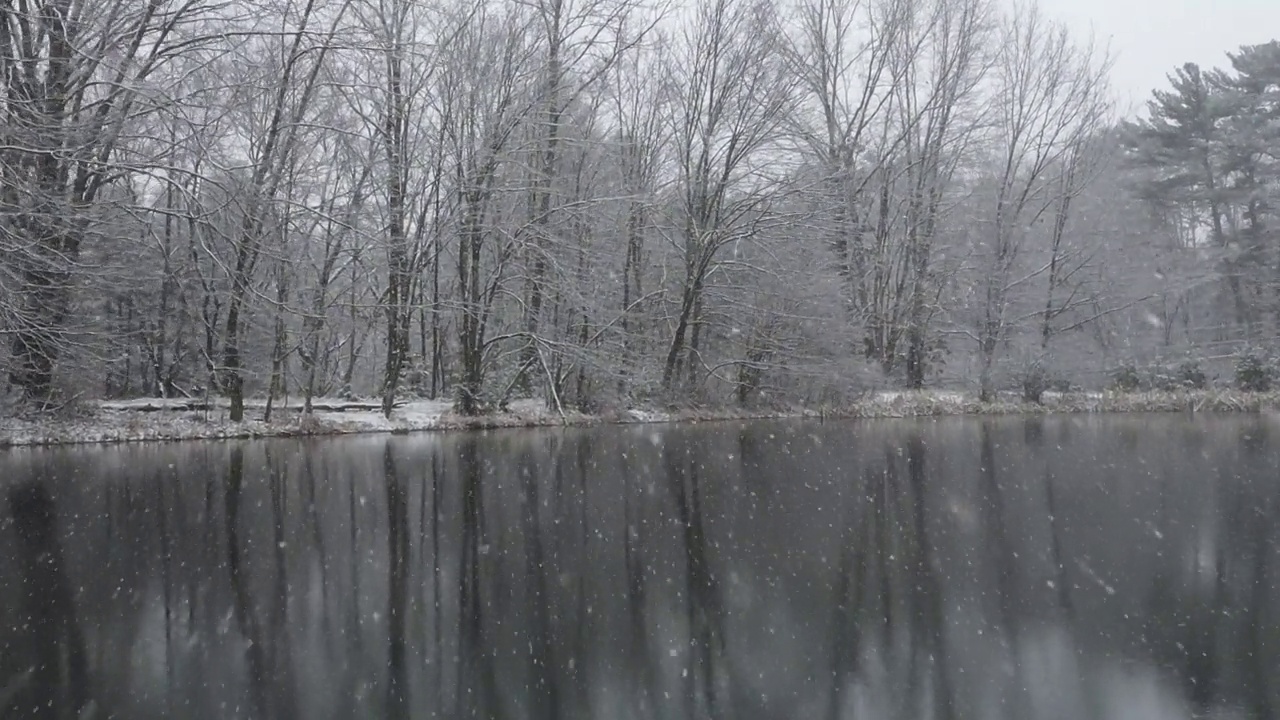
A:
[{"left": 1, "top": 0, "right": 1276, "bottom": 420}]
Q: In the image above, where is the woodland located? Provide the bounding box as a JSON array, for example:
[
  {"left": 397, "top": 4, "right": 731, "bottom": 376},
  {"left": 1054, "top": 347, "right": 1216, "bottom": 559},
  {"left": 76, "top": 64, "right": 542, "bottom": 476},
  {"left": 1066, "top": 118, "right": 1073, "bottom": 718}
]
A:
[{"left": 1, "top": 0, "right": 1277, "bottom": 420}]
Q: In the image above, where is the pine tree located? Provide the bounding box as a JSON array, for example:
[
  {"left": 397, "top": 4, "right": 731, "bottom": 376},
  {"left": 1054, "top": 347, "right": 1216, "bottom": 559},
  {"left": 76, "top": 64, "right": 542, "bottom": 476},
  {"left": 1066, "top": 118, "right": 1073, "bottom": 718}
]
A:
[
  {"left": 1122, "top": 63, "right": 1233, "bottom": 241},
  {"left": 1217, "top": 42, "right": 1280, "bottom": 331},
  {"left": 1121, "top": 62, "right": 1248, "bottom": 329}
]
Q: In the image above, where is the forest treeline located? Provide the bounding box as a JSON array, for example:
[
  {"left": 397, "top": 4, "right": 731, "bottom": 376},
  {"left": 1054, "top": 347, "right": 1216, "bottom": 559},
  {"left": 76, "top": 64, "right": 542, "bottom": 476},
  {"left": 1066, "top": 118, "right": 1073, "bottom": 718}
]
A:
[{"left": 0, "top": 0, "right": 1277, "bottom": 419}]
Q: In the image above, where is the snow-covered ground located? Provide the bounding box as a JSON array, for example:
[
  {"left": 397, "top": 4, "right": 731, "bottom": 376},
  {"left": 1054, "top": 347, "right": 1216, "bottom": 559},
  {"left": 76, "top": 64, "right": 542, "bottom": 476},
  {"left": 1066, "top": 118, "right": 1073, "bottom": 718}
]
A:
[
  {"left": 1, "top": 388, "right": 1272, "bottom": 448},
  {"left": 0, "top": 396, "right": 687, "bottom": 447}
]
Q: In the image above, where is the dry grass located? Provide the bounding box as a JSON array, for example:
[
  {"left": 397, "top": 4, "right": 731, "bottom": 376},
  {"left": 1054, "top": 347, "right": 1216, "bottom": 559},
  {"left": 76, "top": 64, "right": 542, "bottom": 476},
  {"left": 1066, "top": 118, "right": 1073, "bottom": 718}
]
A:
[
  {"left": 1096, "top": 389, "right": 1280, "bottom": 413},
  {"left": 823, "top": 389, "right": 1280, "bottom": 418}
]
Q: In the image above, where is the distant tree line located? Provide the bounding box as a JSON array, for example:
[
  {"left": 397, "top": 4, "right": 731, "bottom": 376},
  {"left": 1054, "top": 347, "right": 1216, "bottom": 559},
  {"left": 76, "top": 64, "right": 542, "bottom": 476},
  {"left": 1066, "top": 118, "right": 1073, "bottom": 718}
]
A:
[{"left": 0, "top": 0, "right": 1275, "bottom": 420}]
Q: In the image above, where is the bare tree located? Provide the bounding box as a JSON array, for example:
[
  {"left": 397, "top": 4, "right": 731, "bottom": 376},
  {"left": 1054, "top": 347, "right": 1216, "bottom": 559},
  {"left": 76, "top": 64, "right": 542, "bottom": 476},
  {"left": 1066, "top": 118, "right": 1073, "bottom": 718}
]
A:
[
  {"left": 786, "top": 0, "right": 991, "bottom": 387},
  {"left": 0, "top": 0, "right": 1189, "bottom": 417},
  {"left": 300, "top": 137, "right": 372, "bottom": 413},
  {"left": 508, "top": 0, "right": 647, "bottom": 401},
  {"left": 894, "top": 0, "right": 991, "bottom": 388},
  {"left": 969, "top": 0, "right": 1109, "bottom": 400},
  {"left": 446, "top": 1, "right": 541, "bottom": 414},
  {"left": 0, "top": 0, "right": 219, "bottom": 404},
  {"left": 660, "top": 0, "right": 794, "bottom": 392},
  {"left": 1033, "top": 132, "right": 1112, "bottom": 348},
  {"left": 605, "top": 34, "right": 668, "bottom": 392},
  {"left": 218, "top": 0, "right": 355, "bottom": 421},
  {"left": 348, "top": 0, "right": 451, "bottom": 417},
  {"left": 786, "top": 0, "right": 913, "bottom": 356}
]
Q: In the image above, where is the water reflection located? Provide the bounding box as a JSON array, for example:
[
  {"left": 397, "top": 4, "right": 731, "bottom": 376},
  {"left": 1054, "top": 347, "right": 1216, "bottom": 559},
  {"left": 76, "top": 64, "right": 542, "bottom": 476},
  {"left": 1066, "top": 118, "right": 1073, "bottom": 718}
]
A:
[
  {"left": 5, "top": 482, "right": 91, "bottom": 719},
  {"left": 1, "top": 416, "right": 1280, "bottom": 719}
]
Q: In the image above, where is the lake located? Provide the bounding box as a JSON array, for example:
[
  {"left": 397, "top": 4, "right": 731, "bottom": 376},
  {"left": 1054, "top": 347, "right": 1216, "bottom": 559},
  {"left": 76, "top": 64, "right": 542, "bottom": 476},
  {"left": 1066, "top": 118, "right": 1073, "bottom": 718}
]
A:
[{"left": 1, "top": 415, "right": 1278, "bottom": 720}]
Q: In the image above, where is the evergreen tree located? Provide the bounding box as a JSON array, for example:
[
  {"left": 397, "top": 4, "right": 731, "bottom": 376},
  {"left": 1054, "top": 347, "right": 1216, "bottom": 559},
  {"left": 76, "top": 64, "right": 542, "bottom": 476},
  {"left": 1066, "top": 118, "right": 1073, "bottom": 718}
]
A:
[
  {"left": 1218, "top": 42, "right": 1280, "bottom": 330},
  {"left": 1122, "top": 63, "right": 1233, "bottom": 244},
  {"left": 1122, "top": 62, "right": 1248, "bottom": 330}
]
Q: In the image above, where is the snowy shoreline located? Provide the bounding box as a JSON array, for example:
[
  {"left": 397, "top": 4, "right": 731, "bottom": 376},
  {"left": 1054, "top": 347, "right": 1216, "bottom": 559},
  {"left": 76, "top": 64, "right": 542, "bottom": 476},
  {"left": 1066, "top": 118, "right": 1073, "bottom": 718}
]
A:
[{"left": 3, "top": 389, "right": 1278, "bottom": 449}]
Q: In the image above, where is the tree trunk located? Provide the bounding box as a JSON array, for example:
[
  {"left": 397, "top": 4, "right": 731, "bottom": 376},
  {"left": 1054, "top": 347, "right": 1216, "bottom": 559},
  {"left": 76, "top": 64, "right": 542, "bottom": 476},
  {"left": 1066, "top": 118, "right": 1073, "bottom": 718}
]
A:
[
  {"left": 221, "top": 244, "right": 254, "bottom": 422},
  {"left": 516, "top": 17, "right": 565, "bottom": 397},
  {"left": 152, "top": 203, "right": 176, "bottom": 397},
  {"left": 380, "top": 35, "right": 411, "bottom": 420},
  {"left": 663, "top": 278, "right": 701, "bottom": 391},
  {"left": 620, "top": 200, "right": 644, "bottom": 395},
  {"left": 430, "top": 235, "right": 444, "bottom": 399},
  {"left": 9, "top": 234, "right": 77, "bottom": 405},
  {"left": 457, "top": 198, "right": 486, "bottom": 415},
  {"left": 978, "top": 323, "right": 999, "bottom": 403},
  {"left": 264, "top": 264, "right": 290, "bottom": 423},
  {"left": 342, "top": 261, "right": 360, "bottom": 396},
  {"left": 905, "top": 328, "right": 927, "bottom": 390},
  {"left": 685, "top": 292, "right": 705, "bottom": 391}
]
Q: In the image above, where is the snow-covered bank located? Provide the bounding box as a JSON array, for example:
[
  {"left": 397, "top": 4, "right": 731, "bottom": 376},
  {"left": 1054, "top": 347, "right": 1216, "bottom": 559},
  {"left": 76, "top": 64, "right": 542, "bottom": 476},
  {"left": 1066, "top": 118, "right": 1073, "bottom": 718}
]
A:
[{"left": 3, "top": 389, "right": 1279, "bottom": 448}]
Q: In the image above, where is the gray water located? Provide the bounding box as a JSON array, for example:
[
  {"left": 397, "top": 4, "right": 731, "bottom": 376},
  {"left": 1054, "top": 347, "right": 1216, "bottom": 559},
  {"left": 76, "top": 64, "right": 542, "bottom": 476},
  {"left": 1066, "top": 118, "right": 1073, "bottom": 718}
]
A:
[{"left": 1, "top": 415, "right": 1279, "bottom": 720}]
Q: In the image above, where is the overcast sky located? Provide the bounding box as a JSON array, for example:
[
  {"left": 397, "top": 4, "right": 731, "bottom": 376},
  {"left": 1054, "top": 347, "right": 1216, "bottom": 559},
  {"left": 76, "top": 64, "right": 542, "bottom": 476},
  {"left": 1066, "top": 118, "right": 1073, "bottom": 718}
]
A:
[{"left": 1035, "top": 0, "right": 1280, "bottom": 116}]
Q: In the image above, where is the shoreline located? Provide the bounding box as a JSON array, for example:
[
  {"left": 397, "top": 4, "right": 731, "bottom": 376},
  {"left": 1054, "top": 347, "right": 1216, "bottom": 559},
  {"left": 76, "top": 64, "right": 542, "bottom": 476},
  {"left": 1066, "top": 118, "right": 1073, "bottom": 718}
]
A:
[{"left": 3, "top": 389, "right": 1279, "bottom": 449}]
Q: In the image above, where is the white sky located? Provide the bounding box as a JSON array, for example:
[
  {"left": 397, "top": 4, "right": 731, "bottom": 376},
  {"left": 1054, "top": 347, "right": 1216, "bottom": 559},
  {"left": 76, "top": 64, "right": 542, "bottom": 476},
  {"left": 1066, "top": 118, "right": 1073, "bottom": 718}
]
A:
[{"left": 1033, "top": 0, "right": 1280, "bottom": 115}]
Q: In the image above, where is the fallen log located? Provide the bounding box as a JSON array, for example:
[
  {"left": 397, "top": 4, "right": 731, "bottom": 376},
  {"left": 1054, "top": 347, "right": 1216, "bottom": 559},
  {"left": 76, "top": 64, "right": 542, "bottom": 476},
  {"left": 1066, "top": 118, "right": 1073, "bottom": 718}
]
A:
[{"left": 100, "top": 398, "right": 408, "bottom": 414}]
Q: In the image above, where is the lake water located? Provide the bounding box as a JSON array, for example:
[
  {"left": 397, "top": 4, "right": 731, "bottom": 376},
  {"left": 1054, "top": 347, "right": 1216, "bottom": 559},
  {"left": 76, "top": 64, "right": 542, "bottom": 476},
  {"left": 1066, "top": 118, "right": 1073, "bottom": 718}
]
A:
[{"left": 1, "top": 415, "right": 1279, "bottom": 720}]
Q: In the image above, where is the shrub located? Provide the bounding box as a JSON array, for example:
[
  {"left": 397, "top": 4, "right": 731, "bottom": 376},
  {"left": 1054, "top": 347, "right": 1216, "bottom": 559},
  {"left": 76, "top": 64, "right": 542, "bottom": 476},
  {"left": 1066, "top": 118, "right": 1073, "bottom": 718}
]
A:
[
  {"left": 297, "top": 413, "right": 328, "bottom": 435},
  {"left": 1018, "top": 360, "right": 1052, "bottom": 404},
  {"left": 1235, "top": 350, "right": 1276, "bottom": 392},
  {"left": 1149, "top": 371, "right": 1180, "bottom": 392},
  {"left": 1173, "top": 359, "right": 1207, "bottom": 389},
  {"left": 1139, "top": 358, "right": 1208, "bottom": 392},
  {"left": 1110, "top": 362, "right": 1144, "bottom": 392}
]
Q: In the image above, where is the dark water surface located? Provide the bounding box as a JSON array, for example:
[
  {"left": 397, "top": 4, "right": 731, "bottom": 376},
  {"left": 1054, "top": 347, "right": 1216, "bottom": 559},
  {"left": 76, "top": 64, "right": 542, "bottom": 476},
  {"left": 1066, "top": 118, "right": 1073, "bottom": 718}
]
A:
[{"left": 2, "top": 415, "right": 1280, "bottom": 719}]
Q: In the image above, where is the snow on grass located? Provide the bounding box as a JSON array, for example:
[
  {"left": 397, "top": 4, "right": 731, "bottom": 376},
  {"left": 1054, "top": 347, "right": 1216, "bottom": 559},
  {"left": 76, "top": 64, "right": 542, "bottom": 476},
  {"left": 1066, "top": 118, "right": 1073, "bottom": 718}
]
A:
[
  {"left": 0, "top": 396, "right": 586, "bottom": 447},
  {"left": 624, "top": 408, "right": 673, "bottom": 423},
  {"left": 318, "top": 399, "right": 457, "bottom": 433},
  {"left": 6, "top": 389, "right": 1280, "bottom": 448},
  {"left": 99, "top": 397, "right": 203, "bottom": 411},
  {"left": 872, "top": 390, "right": 968, "bottom": 404}
]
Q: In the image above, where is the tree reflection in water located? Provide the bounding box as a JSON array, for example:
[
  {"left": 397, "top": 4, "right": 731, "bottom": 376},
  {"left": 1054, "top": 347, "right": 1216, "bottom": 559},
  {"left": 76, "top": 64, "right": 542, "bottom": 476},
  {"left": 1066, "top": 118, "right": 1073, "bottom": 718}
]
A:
[
  {"left": 2, "top": 416, "right": 1280, "bottom": 719},
  {"left": 5, "top": 482, "right": 91, "bottom": 719}
]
